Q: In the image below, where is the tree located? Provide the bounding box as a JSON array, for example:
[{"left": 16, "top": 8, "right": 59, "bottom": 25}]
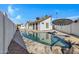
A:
[
  {"left": 52, "top": 19, "right": 73, "bottom": 25},
  {"left": 36, "top": 17, "right": 40, "bottom": 20},
  {"left": 42, "top": 15, "right": 49, "bottom": 20}
]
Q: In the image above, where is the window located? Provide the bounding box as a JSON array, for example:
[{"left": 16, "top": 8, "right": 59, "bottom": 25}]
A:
[{"left": 46, "top": 23, "right": 49, "bottom": 28}]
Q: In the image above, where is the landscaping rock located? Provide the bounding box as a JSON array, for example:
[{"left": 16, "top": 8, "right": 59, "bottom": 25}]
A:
[
  {"left": 23, "top": 37, "right": 63, "bottom": 54},
  {"left": 51, "top": 46, "right": 62, "bottom": 54}
]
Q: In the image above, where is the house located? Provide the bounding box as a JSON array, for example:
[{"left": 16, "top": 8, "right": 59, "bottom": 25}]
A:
[
  {"left": 25, "top": 15, "right": 53, "bottom": 31},
  {"left": 53, "top": 18, "right": 79, "bottom": 36},
  {"left": 17, "top": 24, "right": 26, "bottom": 31}
]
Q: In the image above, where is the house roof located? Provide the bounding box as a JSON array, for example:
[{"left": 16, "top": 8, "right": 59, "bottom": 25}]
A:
[
  {"left": 28, "top": 16, "right": 51, "bottom": 25},
  {"left": 52, "top": 19, "right": 73, "bottom": 25}
]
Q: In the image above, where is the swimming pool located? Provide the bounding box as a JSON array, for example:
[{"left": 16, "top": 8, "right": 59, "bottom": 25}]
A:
[{"left": 21, "top": 32, "right": 70, "bottom": 48}]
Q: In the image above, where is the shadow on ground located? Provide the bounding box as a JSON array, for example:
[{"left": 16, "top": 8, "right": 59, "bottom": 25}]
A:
[{"left": 7, "top": 30, "right": 29, "bottom": 54}]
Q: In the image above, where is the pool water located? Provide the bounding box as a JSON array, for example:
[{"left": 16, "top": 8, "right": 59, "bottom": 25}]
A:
[{"left": 21, "top": 32, "right": 70, "bottom": 48}]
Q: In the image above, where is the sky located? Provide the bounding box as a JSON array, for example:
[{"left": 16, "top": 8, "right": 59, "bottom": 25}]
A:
[{"left": 0, "top": 4, "right": 79, "bottom": 24}]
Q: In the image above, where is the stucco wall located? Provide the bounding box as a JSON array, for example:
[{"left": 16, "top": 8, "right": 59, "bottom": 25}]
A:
[
  {"left": 54, "top": 22, "right": 79, "bottom": 36},
  {"left": 61, "top": 25, "right": 71, "bottom": 34},
  {"left": 25, "top": 23, "right": 29, "bottom": 30},
  {"left": 29, "top": 25, "right": 33, "bottom": 30},
  {"left": 71, "top": 22, "right": 79, "bottom": 36},
  {"left": 25, "top": 17, "right": 53, "bottom": 31},
  {"left": 40, "top": 17, "right": 52, "bottom": 30},
  {"left": 0, "top": 11, "right": 4, "bottom": 53},
  {"left": 55, "top": 24, "right": 71, "bottom": 34},
  {"left": 0, "top": 12, "right": 16, "bottom": 53}
]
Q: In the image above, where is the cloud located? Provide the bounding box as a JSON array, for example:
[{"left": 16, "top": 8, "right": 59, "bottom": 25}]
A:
[
  {"left": 7, "top": 5, "right": 22, "bottom": 24},
  {"left": 7, "top": 5, "right": 19, "bottom": 16},
  {"left": 66, "top": 16, "right": 79, "bottom": 20},
  {"left": 7, "top": 5, "right": 14, "bottom": 16},
  {"left": 15, "top": 15, "right": 21, "bottom": 20}
]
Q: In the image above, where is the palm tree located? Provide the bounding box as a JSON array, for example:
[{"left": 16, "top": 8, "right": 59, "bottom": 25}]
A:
[
  {"left": 36, "top": 17, "right": 40, "bottom": 20},
  {"left": 61, "top": 40, "right": 79, "bottom": 54},
  {"left": 42, "top": 15, "right": 50, "bottom": 20}
]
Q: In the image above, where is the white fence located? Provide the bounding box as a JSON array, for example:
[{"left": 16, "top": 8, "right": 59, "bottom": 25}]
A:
[
  {"left": 54, "top": 22, "right": 79, "bottom": 36},
  {"left": 0, "top": 11, "right": 16, "bottom": 53}
]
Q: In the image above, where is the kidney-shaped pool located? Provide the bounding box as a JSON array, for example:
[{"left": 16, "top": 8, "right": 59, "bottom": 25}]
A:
[{"left": 21, "top": 31, "right": 70, "bottom": 48}]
